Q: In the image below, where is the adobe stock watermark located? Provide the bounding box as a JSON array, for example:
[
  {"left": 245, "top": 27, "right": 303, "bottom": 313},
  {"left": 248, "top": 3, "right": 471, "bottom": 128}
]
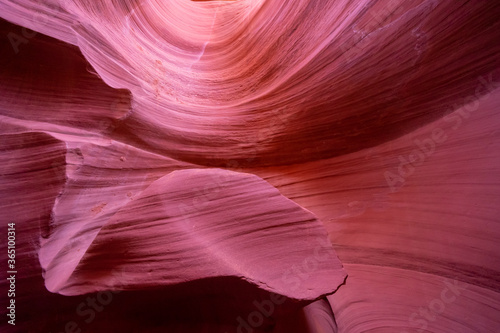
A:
[
  {"left": 6, "top": 26, "right": 37, "bottom": 54},
  {"left": 402, "top": 278, "right": 468, "bottom": 333},
  {"left": 236, "top": 237, "right": 337, "bottom": 333},
  {"left": 341, "top": 193, "right": 390, "bottom": 219},
  {"left": 385, "top": 72, "right": 499, "bottom": 193},
  {"left": 91, "top": 91, "right": 131, "bottom": 137},
  {"left": 5, "top": 2, "right": 62, "bottom": 54}
]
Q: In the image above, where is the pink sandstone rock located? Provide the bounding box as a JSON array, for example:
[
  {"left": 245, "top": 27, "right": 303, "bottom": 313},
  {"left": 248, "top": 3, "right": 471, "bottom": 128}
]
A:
[
  {"left": 1, "top": 0, "right": 500, "bottom": 332},
  {"left": 42, "top": 168, "right": 346, "bottom": 298}
]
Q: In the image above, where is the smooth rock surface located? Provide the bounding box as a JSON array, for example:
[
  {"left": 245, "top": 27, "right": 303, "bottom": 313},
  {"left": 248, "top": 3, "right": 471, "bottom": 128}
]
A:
[{"left": 1, "top": 0, "right": 499, "bottom": 332}]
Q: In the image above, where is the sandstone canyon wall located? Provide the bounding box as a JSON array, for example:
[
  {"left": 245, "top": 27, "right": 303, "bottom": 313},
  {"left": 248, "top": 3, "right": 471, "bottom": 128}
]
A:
[{"left": 0, "top": 1, "right": 499, "bottom": 332}]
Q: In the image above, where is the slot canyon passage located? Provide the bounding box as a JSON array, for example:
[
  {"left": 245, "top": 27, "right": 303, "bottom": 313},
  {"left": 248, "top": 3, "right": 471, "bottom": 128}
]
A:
[{"left": 0, "top": 0, "right": 499, "bottom": 332}]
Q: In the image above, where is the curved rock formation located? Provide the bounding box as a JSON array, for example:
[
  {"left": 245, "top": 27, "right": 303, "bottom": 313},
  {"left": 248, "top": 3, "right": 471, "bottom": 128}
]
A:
[
  {"left": 1, "top": 0, "right": 499, "bottom": 332},
  {"left": 42, "top": 168, "right": 345, "bottom": 297}
]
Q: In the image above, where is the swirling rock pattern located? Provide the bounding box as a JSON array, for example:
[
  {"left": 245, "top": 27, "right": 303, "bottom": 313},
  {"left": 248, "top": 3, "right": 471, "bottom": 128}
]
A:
[
  {"left": 0, "top": 0, "right": 499, "bottom": 332},
  {"left": 42, "top": 168, "right": 346, "bottom": 298}
]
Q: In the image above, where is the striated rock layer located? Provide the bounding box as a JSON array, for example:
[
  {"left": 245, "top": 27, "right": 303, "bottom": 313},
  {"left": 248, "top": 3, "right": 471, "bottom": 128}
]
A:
[
  {"left": 1, "top": 0, "right": 500, "bottom": 332},
  {"left": 42, "top": 168, "right": 346, "bottom": 298},
  {"left": 2, "top": 0, "right": 499, "bottom": 166}
]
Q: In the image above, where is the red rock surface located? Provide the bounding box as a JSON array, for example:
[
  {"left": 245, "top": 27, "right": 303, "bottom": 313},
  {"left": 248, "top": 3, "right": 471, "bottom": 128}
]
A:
[
  {"left": 1, "top": 0, "right": 499, "bottom": 332},
  {"left": 42, "top": 168, "right": 345, "bottom": 298}
]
